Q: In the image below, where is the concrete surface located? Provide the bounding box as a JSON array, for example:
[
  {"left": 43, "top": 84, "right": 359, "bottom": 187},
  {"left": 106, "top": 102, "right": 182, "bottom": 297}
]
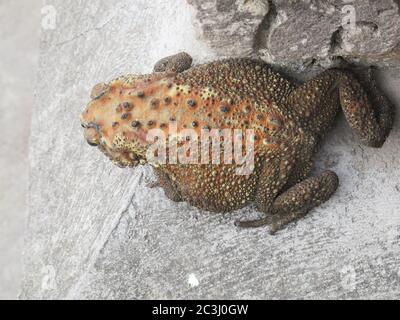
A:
[
  {"left": 21, "top": 0, "right": 400, "bottom": 299},
  {"left": 0, "top": 0, "right": 41, "bottom": 299}
]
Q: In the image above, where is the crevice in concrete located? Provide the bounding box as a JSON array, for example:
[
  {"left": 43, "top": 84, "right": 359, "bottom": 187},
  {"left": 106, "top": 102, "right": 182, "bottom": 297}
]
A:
[
  {"left": 394, "top": 0, "right": 400, "bottom": 15},
  {"left": 65, "top": 171, "right": 144, "bottom": 299},
  {"left": 99, "top": 195, "right": 136, "bottom": 253},
  {"left": 98, "top": 172, "right": 145, "bottom": 254},
  {"left": 357, "top": 21, "right": 379, "bottom": 32},
  {"left": 329, "top": 26, "right": 344, "bottom": 56},
  {"left": 54, "top": 15, "right": 115, "bottom": 47},
  {"left": 329, "top": 21, "right": 379, "bottom": 57},
  {"left": 253, "top": 0, "right": 277, "bottom": 54}
]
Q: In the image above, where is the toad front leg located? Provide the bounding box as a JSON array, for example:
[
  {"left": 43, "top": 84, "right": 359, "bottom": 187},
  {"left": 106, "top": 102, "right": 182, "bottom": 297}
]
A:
[
  {"left": 153, "top": 52, "right": 193, "bottom": 73},
  {"left": 151, "top": 169, "right": 182, "bottom": 203}
]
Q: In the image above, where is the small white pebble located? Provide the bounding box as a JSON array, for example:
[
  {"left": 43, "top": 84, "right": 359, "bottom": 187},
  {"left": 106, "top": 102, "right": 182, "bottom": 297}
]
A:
[{"left": 188, "top": 273, "right": 200, "bottom": 288}]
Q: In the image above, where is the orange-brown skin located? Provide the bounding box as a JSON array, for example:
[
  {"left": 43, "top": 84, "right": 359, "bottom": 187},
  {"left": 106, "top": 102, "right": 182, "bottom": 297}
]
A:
[{"left": 81, "top": 53, "right": 394, "bottom": 233}]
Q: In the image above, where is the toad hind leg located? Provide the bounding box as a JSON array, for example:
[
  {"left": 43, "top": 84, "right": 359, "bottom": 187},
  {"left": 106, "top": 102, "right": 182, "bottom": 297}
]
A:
[
  {"left": 236, "top": 171, "right": 339, "bottom": 234},
  {"left": 286, "top": 68, "right": 394, "bottom": 148},
  {"left": 338, "top": 69, "right": 394, "bottom": 148}
]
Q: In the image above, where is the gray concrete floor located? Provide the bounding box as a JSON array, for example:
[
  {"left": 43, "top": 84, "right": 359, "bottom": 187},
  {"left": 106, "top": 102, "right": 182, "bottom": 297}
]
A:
[
  {"left": 20, "top": 0, "right": 400, "bottom": 300},
  {"left": 3, "top": 0, "right": 400, "bottom": 299},
  {"left": 0, "top": 0, "right": 41, "bottom": 299}
]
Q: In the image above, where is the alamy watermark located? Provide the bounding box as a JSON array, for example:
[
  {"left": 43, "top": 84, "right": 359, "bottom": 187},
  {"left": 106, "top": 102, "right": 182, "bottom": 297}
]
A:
[
  {"left": 341, "top": 0, "right": 357, "bottom": 33},
  {"left": 340, "top": 265, "right": 357, "bottom": 292},
  {"left": 145, "top": 123, "right": 255, "bottom": 176},
  {"left": 41, "top": 2, "right": 57, "bottom": 30},
  {"left": 41, "top": 265, "right": 57, "bottom": 291}
]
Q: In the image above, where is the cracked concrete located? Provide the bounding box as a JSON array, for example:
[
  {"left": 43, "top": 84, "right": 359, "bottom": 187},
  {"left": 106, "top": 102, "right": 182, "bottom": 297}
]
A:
[
  {"left": 21, "top": 0, "right": 400, "bottom": 299},
  {"left": 54, "top": 15, "right": 116, "bottom": 47}
]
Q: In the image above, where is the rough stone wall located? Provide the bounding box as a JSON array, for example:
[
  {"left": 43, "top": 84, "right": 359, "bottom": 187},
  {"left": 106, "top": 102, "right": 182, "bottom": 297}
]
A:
[
  {"left": 188, "top": 0, "right": 400, "bottom": 69},
  {"left": 21, "top": 0, "right": 400, "bottom": 299}
]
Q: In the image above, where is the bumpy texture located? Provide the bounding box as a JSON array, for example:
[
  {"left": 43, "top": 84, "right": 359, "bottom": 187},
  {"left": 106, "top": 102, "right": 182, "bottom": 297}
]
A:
[{"left": 80, "top": 53, "right": 394, "bottom": 233}]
